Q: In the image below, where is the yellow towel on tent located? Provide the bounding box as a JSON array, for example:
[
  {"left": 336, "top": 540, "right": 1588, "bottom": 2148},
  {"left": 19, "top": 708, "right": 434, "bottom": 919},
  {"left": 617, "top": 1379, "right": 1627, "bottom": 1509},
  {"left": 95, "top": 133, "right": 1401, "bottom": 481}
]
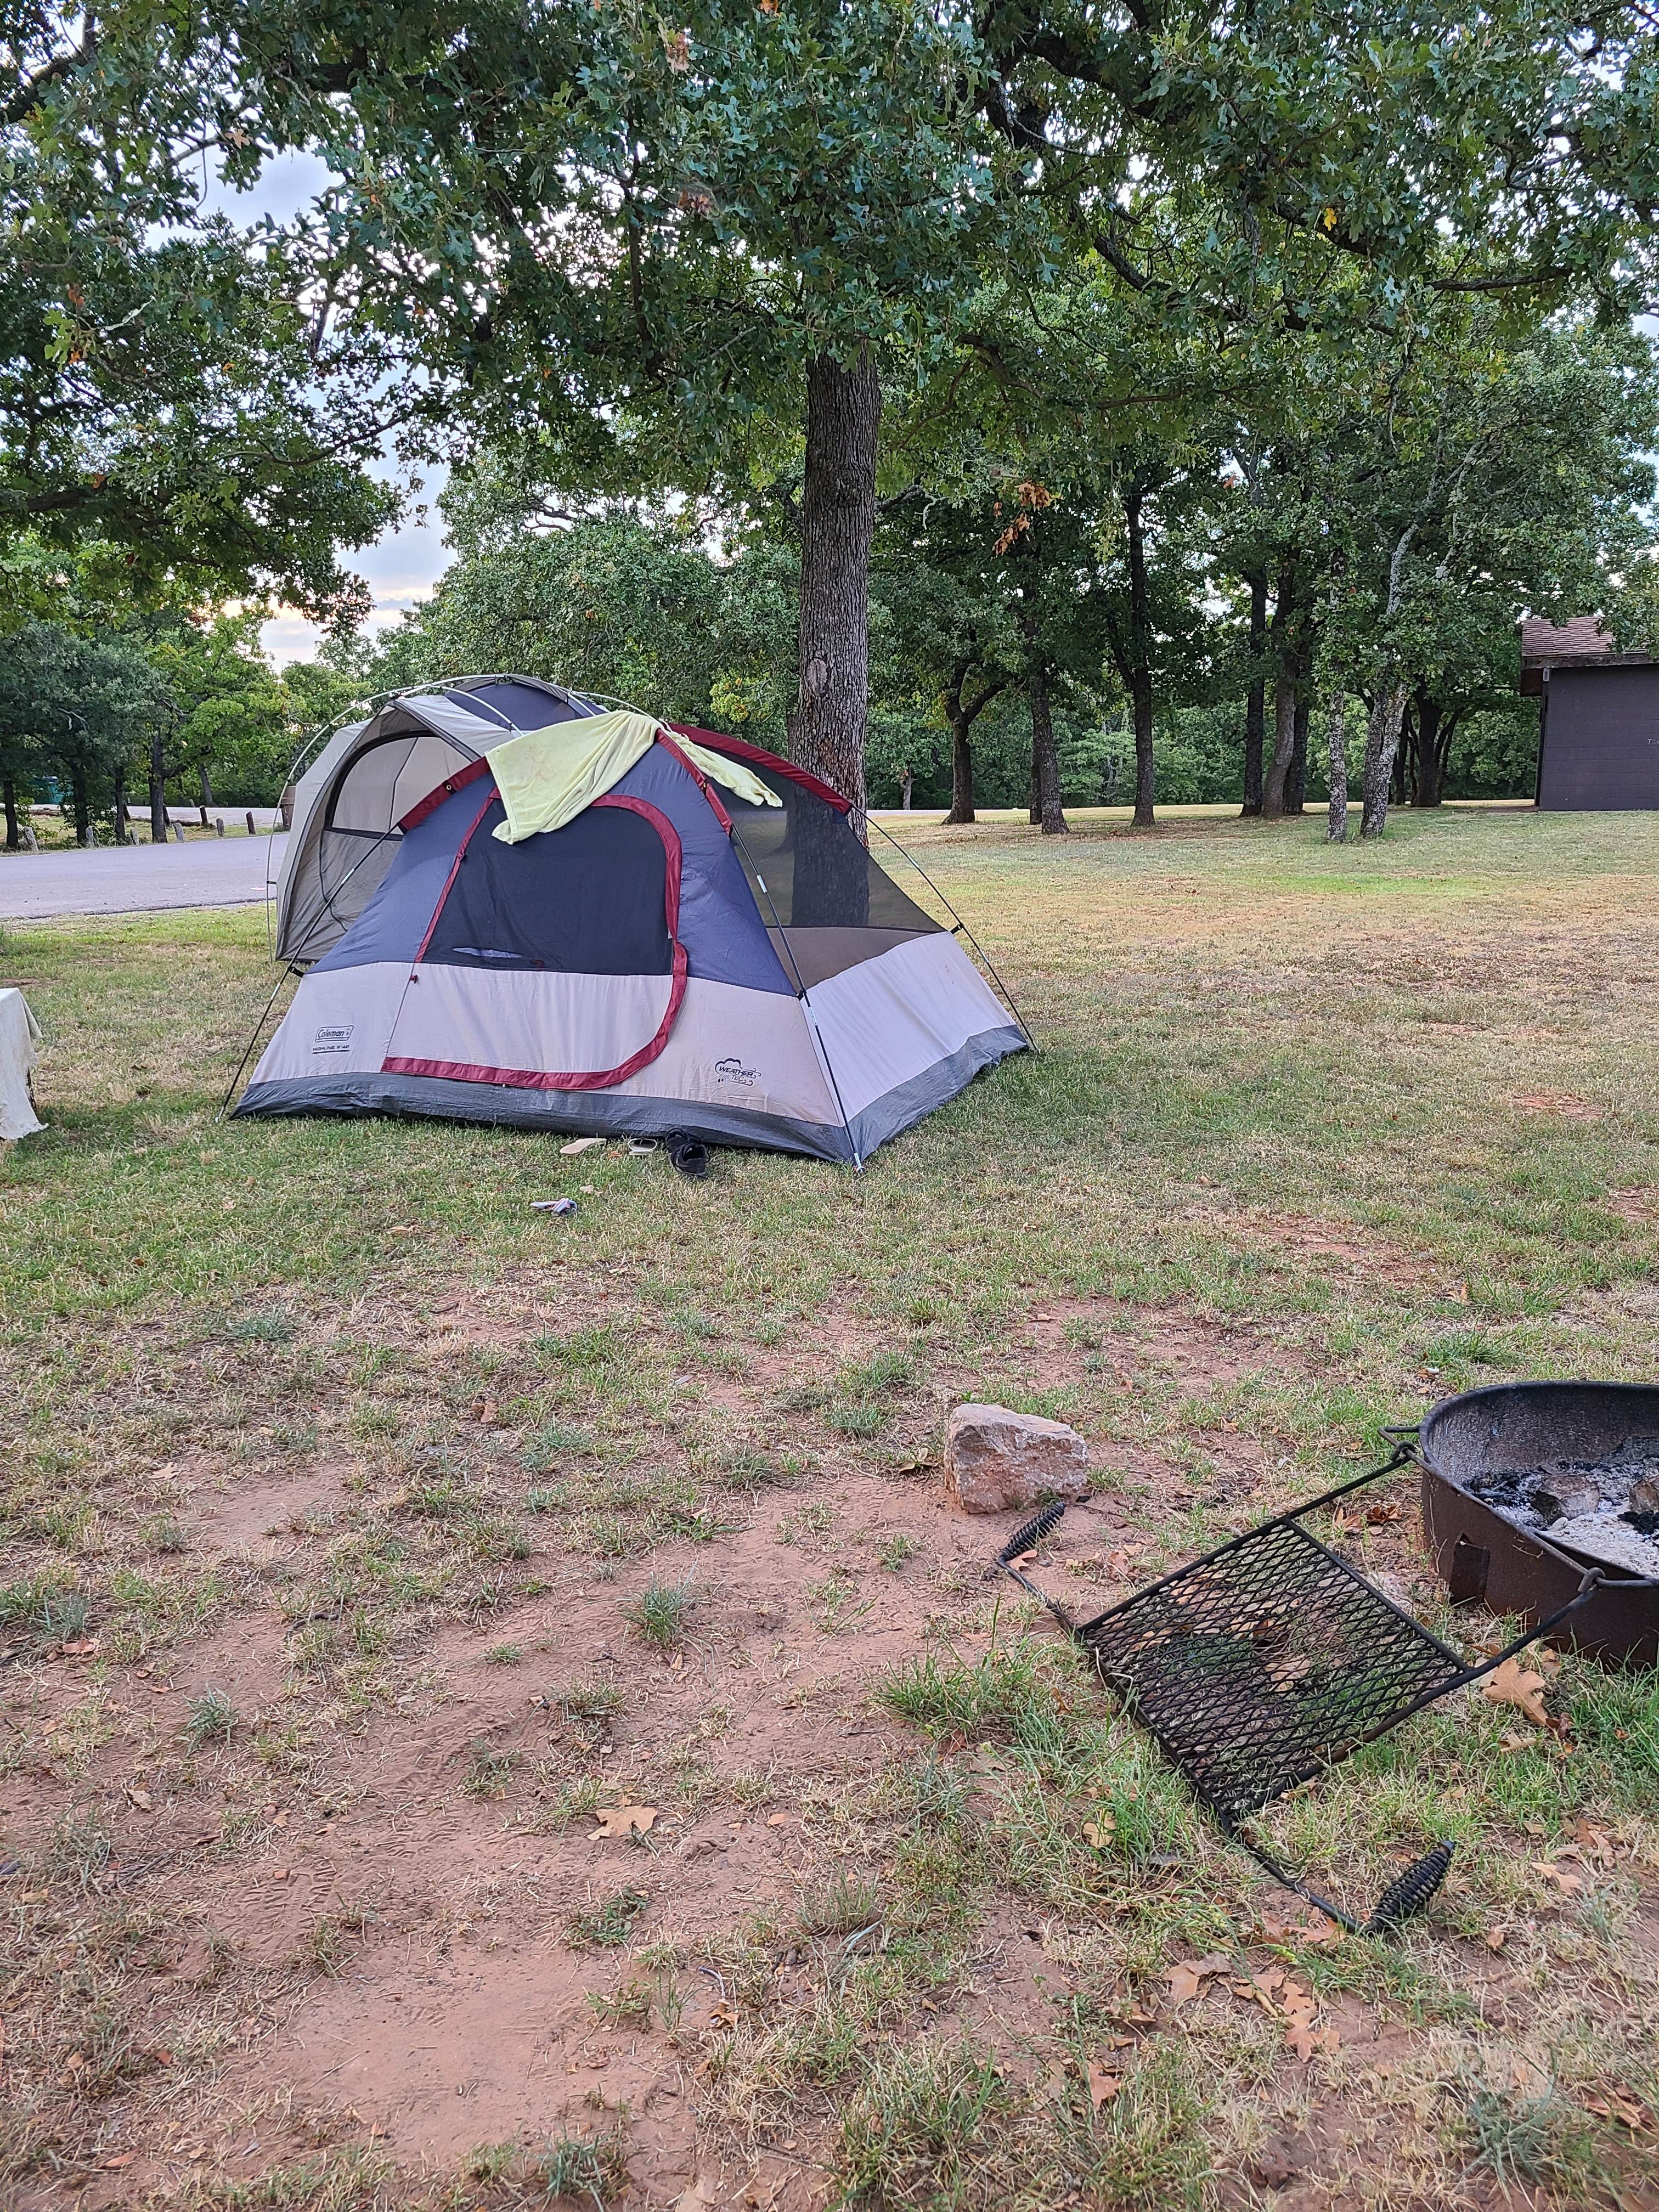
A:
[{"left": 487, "top": 710, "right": 781, "bottom": 843}]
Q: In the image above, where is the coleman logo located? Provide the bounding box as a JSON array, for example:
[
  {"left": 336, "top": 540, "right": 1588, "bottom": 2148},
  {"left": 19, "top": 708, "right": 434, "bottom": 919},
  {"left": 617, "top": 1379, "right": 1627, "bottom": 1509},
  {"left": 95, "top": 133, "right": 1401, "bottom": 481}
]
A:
[
  {"left": 713, "top": 1057, "right": 758, "bottom": 1087},
  {"left": 313, "top": 1024, "right": 354, "bottom": 1055}
]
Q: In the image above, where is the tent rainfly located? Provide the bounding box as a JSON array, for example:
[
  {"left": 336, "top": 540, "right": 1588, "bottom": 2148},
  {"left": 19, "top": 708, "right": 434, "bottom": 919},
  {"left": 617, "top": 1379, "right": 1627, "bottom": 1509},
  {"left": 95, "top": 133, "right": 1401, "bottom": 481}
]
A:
[{"left": 237, "top": 676, "right": 1028, "bottom": 1164}]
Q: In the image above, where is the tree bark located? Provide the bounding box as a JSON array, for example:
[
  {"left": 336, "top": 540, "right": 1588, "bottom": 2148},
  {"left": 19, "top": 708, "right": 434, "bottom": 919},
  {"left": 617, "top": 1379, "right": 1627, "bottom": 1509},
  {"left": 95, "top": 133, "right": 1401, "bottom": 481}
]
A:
[
  {"left": 71, "top": 766, "right": 91, "bottom": 847},
  {"left": 198, "top": 762, "right": 213, "bottom": 827},
  {"left": 149, "top": 723, "right": 168, "bottom": 844},
  {"left": 1262, "top": 670, "right": 1297, "bottom": 820},
  {"left": 1125, "top": 481, "right": 1155, "bottom": 828},
  {"left": 2, "top": 774, "right": 18, "bottom": 851},
  {"left": 1410, "top": 692, "right": 1449, "bottom": 806},
  {"left": 1241, "top": 570, "right": 1266, "bottom": 816},
  {"left": 1326, "top": 692, "right": 1348, "bottom": 842},
  {"left": 1028, "top": 661, "right": 1067, "bottom": 835},
  {"left": 1360, "top": 680, "right": 1408, "bottom": 837},
  {"left": 1286, "top": 687, "right": 1308, "bottom": 816},
  {"left": 900, "top": 767, "right": 912, "bottom": 810},
  {"left": 947, "top": 708, "right": 975, "bottom": 824},
  {"left": 787, "top": 346, "right": 879, "bottom": 837},
  {"left": 112, "top": 769, "right": 129, "bottom": 844},
  {"left": 1261, "top": 560, "right": 1299, "bottom": 820}
]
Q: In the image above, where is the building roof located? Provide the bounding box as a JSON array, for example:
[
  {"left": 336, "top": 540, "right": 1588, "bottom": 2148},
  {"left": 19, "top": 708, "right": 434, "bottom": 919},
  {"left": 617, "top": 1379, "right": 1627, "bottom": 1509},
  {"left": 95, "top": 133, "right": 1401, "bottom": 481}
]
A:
[{"left": 1520, "top": 616, "right": 1655, "bottom": 671}]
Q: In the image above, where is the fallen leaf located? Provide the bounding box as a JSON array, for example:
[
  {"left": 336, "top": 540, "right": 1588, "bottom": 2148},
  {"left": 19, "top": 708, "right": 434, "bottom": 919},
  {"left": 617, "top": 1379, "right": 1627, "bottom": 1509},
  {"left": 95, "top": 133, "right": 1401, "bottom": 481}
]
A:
[
  {"left": 1257, "top": 1910, "right": 1341, "bottom": 1947},
  {"left": 1105, "top": 1548, "right": 1133, "bottom": 1578},
  {"left": 766, "top": 1813, "right": 791, "bottom": 1827},
  {"left": 1584, "top": 2090, "right": 1649, "bottom": 2130},
  {"left": 270, "top": 1867, "right": 290, "bottom": 1882},
  {"left": 1532, "top": 1859, "right": 1584, "bottom": 1895},
  {"left": 60, "top": 1638, "right": 99, "bottom": 1656},
  {"left": 125, "top": 1785, "right": 153, "bottom": 1812},
  {"left": 709, "top": 2000, "right": 738, "bottom": 2031},
  {"left": 1482, "top": 1657, "right": 1551, "bottom": 1727},
  {"left": 1365, "top": 1502, "right": 1402, "bottom": 1525},
  {"left": 1082, "top": 1809, "right": 1116, "bottom": 1849},
  {"left": 1483, "top": 1926, "right": 1508, "bottom": 1952},
  {"left": 1087, "top": 2059, "right": 1122, "bottom": 2112},
  {"left": 1166, "top": 1953, "right": 1232, "bottom": 2006},
  {"left": 101, "top": 2153, "right": 136, "bottom": 2170},
  {"left": 592, "top": 1804, "right": 658, "bottom": 1839},
  {"left": 470, "top": 1395, "right": 498, "bottom": 1424}
]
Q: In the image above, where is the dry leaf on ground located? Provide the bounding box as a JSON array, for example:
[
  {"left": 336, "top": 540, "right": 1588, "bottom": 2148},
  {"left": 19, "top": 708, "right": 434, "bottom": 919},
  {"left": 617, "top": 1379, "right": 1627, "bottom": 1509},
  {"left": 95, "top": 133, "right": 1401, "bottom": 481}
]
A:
[
  {"left": 125, "top": 1785, "right": 152, "bottom": 1810},
  {"left": 1482, "top": 1657, "right": 1552, "bottom": 1727},
  {"left": 1584, "top": 2090, "right": 1649, "bottom": 2131},
  {"left": 1532, "top": 1859, "right": 1584, "bottom": 1895},
  {"left": 1166, "top": 1953, "right": 1232, "bottom": 2005},
  {"left": 1087, "top": 2059, "right": 1122, "bottom": 2111},
  {"left": 592, "top": 1804, "right": 658, "bottom": 1839}
]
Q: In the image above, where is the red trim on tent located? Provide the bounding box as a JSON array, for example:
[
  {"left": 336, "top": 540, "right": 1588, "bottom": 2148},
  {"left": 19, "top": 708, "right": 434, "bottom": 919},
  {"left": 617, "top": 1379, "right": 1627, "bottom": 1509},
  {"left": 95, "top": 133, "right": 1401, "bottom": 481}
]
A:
[
  {"left": 397, "top": 756, "right": 493, "bottom": 832},
  {"left": 385, "top": 792, "right": 690, "bottom": 1092},
  {"left": 668, "top": 724, "right": 853, "bottom": 814},
  {"left": 653, "top": 728, "right": 733, "bottom": 831}
]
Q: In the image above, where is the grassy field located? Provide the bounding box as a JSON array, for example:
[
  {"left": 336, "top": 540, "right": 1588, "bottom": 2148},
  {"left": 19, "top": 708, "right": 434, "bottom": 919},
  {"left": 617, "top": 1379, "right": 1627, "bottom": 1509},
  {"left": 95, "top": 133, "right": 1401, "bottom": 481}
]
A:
[{"left": 1, "top": 802, "right": 1656, "bottom": 2211}]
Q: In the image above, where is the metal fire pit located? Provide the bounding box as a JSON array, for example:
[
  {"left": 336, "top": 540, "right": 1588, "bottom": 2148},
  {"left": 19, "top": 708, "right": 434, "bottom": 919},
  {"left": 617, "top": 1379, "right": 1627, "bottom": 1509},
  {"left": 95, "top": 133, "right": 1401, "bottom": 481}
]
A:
[{"left": 1419, "top": 1381, "right": 1659, "bottom": 1668}]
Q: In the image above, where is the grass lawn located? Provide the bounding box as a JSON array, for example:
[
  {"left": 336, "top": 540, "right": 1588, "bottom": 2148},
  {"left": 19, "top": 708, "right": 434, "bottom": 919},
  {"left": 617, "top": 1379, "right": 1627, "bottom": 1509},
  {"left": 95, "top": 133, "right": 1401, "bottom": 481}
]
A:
[{"left": 1, "top": 801, "right": 1656, "bottom": 2211}]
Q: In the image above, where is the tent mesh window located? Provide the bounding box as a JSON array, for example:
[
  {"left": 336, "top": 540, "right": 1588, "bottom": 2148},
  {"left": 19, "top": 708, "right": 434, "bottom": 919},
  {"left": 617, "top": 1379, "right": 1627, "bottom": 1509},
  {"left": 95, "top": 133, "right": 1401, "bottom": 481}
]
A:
[
  {"left": 727, "top": 768, "right": 939, "bottom": 934},
  {"left": 1080, "top": 1517, "right": 1468, "bottom": 1828}
]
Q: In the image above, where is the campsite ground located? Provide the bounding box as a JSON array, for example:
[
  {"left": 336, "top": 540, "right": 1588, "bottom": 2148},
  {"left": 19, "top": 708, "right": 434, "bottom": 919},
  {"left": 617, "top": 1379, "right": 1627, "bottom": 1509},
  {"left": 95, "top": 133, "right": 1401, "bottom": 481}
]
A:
[{"left": 1, "top": 802, "right": 1656, "bottom": 2212}]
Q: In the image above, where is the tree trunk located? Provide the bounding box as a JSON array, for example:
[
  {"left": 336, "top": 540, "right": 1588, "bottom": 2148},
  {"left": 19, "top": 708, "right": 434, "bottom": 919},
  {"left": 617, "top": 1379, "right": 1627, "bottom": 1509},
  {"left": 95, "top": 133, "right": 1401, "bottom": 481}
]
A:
[
  {"left": 1262, "top": 671, "right": 1297, "bottom": 820},
  {"left": 113, "top": 769, "right": 129, "bottom": 843},
  {"left": 1241, "top": 571, "right": 1266, "bottom": 816},
  {"left": 1028, "top": 662, "right": 1066, "bottom": 835},
  {"left": 1261, "top": 561, "right": 1299, "bottom": 820},
  {"left": 1286, "top": 687, "right": 1308, "bottom": 815},
  {"left": 1326, "top": 692, "right": 1348, "bottom": 843},
  {"left": 198, "top": 762, "right": 213, "bottom": 827},
  {"left": 787, "top": 346, "right": 879, "bottom": 837},
  {"left": 947, "top": 709, "right": 975, "bottom": 825},
  {"left": 1028, "top": 731, "right": 1040, "bottom": 825},
  {"left": 1412, "top": 694, "right": 1447, "bottom": 806},
  {"left": 1126, "top": 482, "right": 1155, "bottom": 829},
  {"left": 71, "top": 766, "right": 92, "bottom": 847},
  {"left": 1360, "top": 680, "right": 1408, "bottom": 837},
  {"left": 2, "top": 774, "right": 18, "bottom": 852},
  {"left": 900, "top": 768, "right": 912, "bottom": 811},
  {"left": 149, "top": 724, "right": 168, "bottom": 844}
]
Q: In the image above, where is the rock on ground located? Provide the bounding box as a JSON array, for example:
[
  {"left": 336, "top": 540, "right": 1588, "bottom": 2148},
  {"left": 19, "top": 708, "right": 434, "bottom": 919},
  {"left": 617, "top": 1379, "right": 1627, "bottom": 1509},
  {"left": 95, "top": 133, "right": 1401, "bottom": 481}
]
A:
[{"left": 944, "top": 1401, "right": 1090, "bottom": 1515}]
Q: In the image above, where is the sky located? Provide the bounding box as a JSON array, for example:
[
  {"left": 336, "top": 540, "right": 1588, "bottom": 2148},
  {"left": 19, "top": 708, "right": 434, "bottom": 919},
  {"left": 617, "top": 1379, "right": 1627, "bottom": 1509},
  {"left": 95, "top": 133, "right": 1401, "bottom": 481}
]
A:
[{"left": 207, "top": 152, "right": 452, "bottom": 667}]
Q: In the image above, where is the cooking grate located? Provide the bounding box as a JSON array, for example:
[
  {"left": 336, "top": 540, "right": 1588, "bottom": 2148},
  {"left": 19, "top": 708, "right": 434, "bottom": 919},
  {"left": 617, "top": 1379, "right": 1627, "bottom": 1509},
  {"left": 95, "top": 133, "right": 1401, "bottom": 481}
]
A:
[
  {"left": 997, "top": 1443, "right": 1604, "bottom": 1933},
  {"left": 1080, "top": 1515, "right": 1468, "bottom": 1829}
]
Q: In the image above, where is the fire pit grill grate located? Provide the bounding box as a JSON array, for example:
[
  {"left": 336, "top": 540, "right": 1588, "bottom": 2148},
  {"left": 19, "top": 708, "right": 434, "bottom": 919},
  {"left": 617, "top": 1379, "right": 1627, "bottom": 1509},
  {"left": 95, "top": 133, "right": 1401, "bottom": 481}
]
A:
[
  {"left": 997, "top": 1442, "right": 1605, "bottom": 1932},
  {"left": 1076, "top": 1512, "right": 1469, "bottom": 1829}
]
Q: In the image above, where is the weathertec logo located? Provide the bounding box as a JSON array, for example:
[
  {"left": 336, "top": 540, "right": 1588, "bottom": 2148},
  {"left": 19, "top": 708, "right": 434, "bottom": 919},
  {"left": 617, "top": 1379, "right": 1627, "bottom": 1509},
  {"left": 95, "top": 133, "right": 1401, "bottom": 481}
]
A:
[
  {"left": 713, "top": 1057, "right": 758, "bottom": 1088},
  {"left": 312, "top": 1024, "right": 355, "bottom": 1056}
]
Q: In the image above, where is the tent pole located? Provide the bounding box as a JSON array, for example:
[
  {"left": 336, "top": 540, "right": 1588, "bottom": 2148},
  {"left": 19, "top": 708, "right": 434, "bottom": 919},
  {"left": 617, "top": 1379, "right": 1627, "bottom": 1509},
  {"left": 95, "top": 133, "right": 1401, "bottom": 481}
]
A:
[{"left": 217, "top": 964, "right": 301, "bottom": 1122}]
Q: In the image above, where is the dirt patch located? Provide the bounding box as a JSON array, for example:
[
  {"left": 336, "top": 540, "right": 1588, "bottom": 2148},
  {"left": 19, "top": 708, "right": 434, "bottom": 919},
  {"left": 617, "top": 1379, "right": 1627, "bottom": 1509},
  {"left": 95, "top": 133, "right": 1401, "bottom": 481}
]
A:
[{"left": 1513, "top": 1090, "right": 1605, "bottom": 1121}]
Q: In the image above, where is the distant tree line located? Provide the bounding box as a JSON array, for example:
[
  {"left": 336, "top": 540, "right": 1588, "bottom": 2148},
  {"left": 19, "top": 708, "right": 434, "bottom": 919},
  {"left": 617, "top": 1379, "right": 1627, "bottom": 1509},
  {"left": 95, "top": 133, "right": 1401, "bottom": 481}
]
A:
[{"left": 4, "top": 4, "right": 1658, "bottom": 844}]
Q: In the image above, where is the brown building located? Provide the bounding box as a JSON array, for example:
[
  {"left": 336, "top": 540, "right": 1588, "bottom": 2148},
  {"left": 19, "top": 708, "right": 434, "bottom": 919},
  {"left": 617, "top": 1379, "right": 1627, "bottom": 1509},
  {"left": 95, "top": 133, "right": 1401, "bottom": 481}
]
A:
[{"left": 1522, "top": 616, "right": 1659, "bottom": 809}]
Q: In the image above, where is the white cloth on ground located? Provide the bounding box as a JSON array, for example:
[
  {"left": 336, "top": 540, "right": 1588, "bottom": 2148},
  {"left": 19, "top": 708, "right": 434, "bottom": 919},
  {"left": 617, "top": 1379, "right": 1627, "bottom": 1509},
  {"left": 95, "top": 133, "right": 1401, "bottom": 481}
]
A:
[{"left": 0, "top": 986, "right": 44, "bottom": 1139}]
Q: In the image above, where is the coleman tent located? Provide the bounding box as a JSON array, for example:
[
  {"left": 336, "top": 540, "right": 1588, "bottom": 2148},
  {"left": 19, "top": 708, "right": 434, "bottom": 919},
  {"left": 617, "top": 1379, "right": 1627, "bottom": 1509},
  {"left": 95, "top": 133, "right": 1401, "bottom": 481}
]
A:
[{"left": 237, "top": 676, "right": 1027, "bottom": 1165}]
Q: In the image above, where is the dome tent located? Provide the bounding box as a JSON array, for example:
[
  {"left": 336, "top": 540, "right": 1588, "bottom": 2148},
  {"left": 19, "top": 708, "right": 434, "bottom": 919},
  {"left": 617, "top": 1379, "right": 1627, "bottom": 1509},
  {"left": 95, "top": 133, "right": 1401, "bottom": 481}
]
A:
[{"left": 238, "top": 678, "right": 1028, "bottom": 1165}]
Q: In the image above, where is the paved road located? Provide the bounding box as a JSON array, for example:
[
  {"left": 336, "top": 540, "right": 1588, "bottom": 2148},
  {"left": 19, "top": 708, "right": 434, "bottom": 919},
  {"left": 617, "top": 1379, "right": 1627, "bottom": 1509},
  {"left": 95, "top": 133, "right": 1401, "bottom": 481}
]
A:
[{"left": 0, "top": 834, "right": 289, "bottom": 920}]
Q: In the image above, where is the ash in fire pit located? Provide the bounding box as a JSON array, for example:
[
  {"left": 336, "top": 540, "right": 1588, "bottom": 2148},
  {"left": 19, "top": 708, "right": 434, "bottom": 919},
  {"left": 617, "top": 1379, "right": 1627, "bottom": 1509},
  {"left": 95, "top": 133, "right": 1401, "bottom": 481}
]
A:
[{"left": 1468, "top": 1436, "right": 1659, "bottom": 1579}]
